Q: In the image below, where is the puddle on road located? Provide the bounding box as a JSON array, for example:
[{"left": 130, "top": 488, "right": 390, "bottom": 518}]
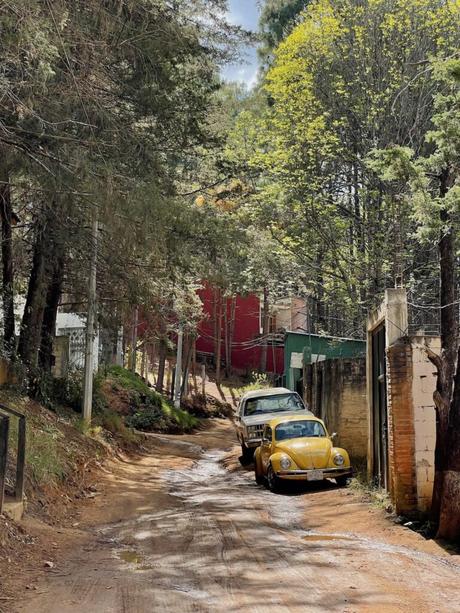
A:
[
  {"left": 303, "top": 533, "right": 354, "bottom": 543},
  {"left": 118, "top": 550, "right": 144, "bottom": 565}
]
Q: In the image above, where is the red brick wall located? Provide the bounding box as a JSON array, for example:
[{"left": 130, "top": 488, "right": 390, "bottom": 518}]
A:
[{"left": 386, "top": 339, "right": 417, "bottom": 514}]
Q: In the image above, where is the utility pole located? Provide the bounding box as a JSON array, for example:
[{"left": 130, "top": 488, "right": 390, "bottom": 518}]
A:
[
  {"left": 173, "top": 325, "right": 183, "bottom": 408},
  {"left": 82, "top": 217, "right": 99, "bottom": 423}
]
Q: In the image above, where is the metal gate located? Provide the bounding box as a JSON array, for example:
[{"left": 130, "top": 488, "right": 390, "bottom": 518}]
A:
[{"left": 371, "top": 325, "right": 388, "bottom": 488}]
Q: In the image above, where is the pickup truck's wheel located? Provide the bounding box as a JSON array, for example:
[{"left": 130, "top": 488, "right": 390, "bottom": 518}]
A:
[
  {"left": 241, "top": 443, "right": 254, "bottom": 464},
  {"left": 267, "top": 464, "right": 280, "bottom": 493},
  {"left": 335, "top": 475, "right": 350, "bottom": 487}
]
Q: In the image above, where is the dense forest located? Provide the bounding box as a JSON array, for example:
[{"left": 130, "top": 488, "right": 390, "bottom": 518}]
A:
[{"left": 1, "top": 1, "right": 460, "bottom": 537}]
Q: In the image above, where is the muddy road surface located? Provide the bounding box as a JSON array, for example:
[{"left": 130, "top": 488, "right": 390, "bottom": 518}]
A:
[{"left": 17, "top": 420, "right": 460, "bottom": 613}]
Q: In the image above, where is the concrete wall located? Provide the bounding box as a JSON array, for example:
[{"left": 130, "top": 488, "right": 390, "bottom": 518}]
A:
[
  {"left": 51, "top": 335, "right": 70, "bottom": 378},
  {"left": 305, "top": 357, "right": 367, "bottom": 460}
]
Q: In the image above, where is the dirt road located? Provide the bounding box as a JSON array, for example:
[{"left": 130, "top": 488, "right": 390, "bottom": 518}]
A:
[{"left": 17, "top": 420, "right": 460, "bottom": 613}]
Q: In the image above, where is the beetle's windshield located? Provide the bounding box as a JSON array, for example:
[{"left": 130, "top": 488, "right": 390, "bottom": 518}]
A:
[
  {"left": 275, "top": 420, "right": 326, "bottom": 441},
  {"left": 244, "top": 393, "right": 304, "bottom": 416}
]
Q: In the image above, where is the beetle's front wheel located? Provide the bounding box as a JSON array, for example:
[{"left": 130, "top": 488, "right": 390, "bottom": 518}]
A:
[
  {"left": 267, "top": 464, "right": 280, "bottom": 493},
  {"left": 335, "top": 475, "right": 350, "bottom": 487}
]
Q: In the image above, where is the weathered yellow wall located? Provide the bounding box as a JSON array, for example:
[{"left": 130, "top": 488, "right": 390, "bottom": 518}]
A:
[{"left": 411, "top": 337, "right": 438, "bottom": 513}]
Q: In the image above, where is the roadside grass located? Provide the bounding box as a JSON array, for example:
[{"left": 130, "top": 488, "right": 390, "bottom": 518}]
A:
[
  {"left": 102, "top": 365, "right": 152, "bottom": 395},
  {"left": 348, "top": 461, "right": 393, "bottom": 512},
  {"left": 2, "top": 392, "right": 106, "bottom": 492},
  {"left": 7, "top": 405, "right": 68, "bottom": 487},
  {"left": 161, "top": 402, "right": 198, "bottom": 430}
]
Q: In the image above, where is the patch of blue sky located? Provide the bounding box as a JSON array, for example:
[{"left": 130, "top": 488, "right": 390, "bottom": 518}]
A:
[{"left": 222, "top": 0, "right": 260, "bottom": 88}]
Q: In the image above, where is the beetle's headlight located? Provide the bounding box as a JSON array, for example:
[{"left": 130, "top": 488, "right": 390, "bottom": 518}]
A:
[
  {"left": 333, "top": 454, "right": 345, "bottom": 466},
  {"left": 280, "top": 456, "right": 291, "bottom": 470}
]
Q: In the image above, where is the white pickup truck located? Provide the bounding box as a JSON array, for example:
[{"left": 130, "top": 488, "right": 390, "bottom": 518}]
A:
[{"left": 235, "top": 387, "right": 311, "bottom": 462}]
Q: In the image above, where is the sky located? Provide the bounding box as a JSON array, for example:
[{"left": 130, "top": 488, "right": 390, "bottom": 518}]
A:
[{"left": 222, "top": 0, "right": 260, "bottom": 88}]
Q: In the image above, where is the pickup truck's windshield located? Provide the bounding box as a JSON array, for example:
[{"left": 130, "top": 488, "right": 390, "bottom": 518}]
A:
[
  {"left": 275, "top": 420, "right": 326, "bottom": 441},
  {"left": 244, "top": 393, "right": 304, "bottom": 416}
]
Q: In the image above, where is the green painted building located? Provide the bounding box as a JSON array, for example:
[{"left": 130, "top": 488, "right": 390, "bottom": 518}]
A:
[{"left": 284, "top": 331, "right": 366, "bottom": 392}]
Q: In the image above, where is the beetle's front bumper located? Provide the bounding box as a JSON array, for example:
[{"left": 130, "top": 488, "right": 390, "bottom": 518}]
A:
[{"left": 276, "top": 467, "right": 353, "bottom": 480}]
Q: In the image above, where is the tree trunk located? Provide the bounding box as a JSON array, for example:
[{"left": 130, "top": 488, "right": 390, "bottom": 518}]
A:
[
  {"left": 212, "top": 287, "right": 218, "bottom": 367},
  {"left": 260, "top": 287, "right": 269, "bottom": 372},
  {"left": 227, "top": 296, "right": 236, "bottom": 377},
  {"left": 224, "top": 296, "right": 229, "bottom": 376},
  {"left": 17, "top": 218, "right": 51, "bottom": 367},
  {"left": 0, "top": 162, "right": 15, "bottom": 354},
  {"left": 39, "top": 253, "right": 65, "bottom": 372},
  {"left": 130, "top": 307, "right": 138, "bottom": 373},
  {"left": 156, "top": 340, "right": 167, "bottom": 393},
  {"left": 437, "top": 346, "right": 460, "bottom": 539},
  {"left": 181, "top": 335, "right": 193, "bottom": 397},
  {"left": 435, "top": 171, "right": 460, "bottom": 538},
  {"left": 215, "top": 293, "right": 223, "bottom": 384},
  {"left": 192, "top": 339, "right": 198, "bottom": 394}
]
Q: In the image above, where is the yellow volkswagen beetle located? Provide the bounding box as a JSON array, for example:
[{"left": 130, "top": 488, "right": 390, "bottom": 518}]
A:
[{"left": 254, "top": 414, "right": 352, "bottom": 492}]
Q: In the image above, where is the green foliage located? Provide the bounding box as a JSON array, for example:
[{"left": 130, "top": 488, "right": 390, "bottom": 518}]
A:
[
  {"left": 104, "top": 365, "right": 153, "bottom": 396},
  {"left": 160, "top": 402, "right": 199, "bottom": 431},
  {"left": 369, "top": 58, "right": 460, "bottom": 239},
  {"left": 105, "top": 365, "right": 198, "bottom": 432},
  {"left": 125, "top": 406, "right": 168, "bottom": 432},
  {"left": 259, "top": 0, "right": 309, "bottom": 65},
  {"left": 225, "top": 0, "right": 460, "bottom": 336}
]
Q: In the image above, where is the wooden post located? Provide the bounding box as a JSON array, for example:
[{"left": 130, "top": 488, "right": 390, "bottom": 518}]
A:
[
  {"left": 201, "top": 363, "right": 206, "bottom": 396},
  {"left": 141, "top": 342, "right": 146, "bottom": 381},
  {"left": 192, "top": 339, "right": 198, "bottom": 394},
  {"left": 174, "top": 326, "right": 183, "bottom": 408},
  {"left": 171, "top": 366, "right": 176, "bottom": 401},
  {"left": 15, "top": 415, "right": 26, "bottom": 502},
  {"left": 0, "top": 416, "right": 9, "bottom": 513}
]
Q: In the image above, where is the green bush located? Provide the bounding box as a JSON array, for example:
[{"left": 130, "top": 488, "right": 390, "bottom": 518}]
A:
[
  {"left": 126, "top": 405, "right": 169, "bottom": 431},
  {"left": 51, "top": 370, "right": 84, "bottom": 411}
]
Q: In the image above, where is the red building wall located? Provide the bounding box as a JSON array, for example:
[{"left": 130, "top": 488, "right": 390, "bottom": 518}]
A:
[{"left": 196, "top": 285, "right": 284, "bottom": 375}]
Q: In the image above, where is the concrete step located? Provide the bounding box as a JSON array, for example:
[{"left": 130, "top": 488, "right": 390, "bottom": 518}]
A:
[{"left": 3, "top": 497, "right": 25, "bottom": 521}]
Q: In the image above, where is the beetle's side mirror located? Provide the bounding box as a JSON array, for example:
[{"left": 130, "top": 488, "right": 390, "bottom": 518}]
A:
[{"left": 330, "top": 432, "right": 337, "bottom": 440}]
